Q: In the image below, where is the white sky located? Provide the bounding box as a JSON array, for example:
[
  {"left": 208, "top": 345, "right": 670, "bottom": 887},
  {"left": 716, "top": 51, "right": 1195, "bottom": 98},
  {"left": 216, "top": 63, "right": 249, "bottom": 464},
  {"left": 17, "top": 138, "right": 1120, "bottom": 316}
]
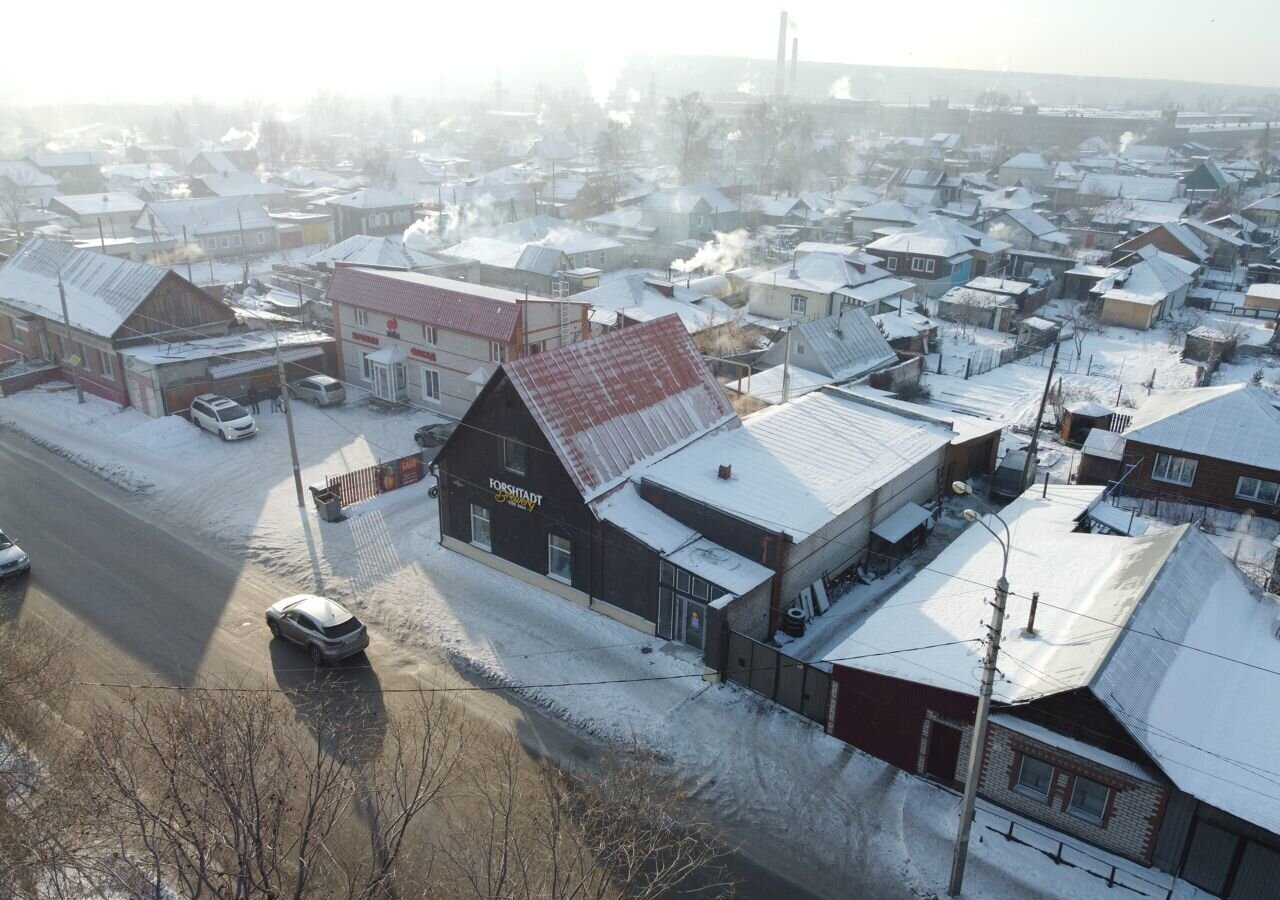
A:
[{"left": 3, "top": 0, "right": 1277, "bottom": 105}]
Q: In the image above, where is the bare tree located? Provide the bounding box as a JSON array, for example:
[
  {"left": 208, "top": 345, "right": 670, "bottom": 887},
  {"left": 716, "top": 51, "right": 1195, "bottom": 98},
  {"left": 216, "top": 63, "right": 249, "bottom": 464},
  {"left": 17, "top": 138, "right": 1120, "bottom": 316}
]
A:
[
  {"left": 1064, "top": 306, "right": 1103, "bottom": 357},
  {"left": 0, "top": 166, "right": 42, "bottom": 240},
  {"left": 439, "top": 737, "right": 733, "bottom": 900},
  {"left": 593, "top": 121, "right": 636, "bottom": 206},
  {"left": 664, "top": 93, "right": 716, "bottom": 185}
]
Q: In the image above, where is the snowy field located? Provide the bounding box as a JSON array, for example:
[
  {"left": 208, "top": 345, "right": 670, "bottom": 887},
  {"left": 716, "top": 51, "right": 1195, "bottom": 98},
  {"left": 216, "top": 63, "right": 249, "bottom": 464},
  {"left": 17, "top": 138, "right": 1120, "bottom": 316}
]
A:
[{"left": 0, "top": 382, "right": 1217, "bottom": 899}]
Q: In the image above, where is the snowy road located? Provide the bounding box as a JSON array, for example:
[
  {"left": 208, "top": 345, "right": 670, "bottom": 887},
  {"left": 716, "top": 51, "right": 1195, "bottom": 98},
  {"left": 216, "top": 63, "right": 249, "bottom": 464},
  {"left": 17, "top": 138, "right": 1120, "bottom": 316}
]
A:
[{"left": 0, "top": 428, "right": 821, "bottom": 900}]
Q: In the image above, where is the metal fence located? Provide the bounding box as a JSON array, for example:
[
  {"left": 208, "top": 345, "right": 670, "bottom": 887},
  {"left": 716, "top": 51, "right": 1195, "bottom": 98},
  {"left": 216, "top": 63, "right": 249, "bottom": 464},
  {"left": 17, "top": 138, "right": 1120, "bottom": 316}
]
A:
[
  {"left": 327, "top": 453, "right": 427, "bottom": 507},
  {"left": 724, "top": 631, "right": 830, "bottom": 724}
]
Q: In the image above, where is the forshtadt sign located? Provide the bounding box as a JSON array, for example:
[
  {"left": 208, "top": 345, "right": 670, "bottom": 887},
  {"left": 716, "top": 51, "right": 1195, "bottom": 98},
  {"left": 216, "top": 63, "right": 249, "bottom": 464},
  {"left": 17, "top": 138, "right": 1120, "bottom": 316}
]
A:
[{"left": 489, "top": 478, "right": 542, "bottom": 511}]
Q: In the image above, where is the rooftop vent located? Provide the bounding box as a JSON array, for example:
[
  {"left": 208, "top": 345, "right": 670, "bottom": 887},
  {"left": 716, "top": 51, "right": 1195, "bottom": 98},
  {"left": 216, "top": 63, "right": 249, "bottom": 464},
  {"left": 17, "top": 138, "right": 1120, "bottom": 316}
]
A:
[{"left": 717, "top": 464, "right": 732, "bottom": 480}]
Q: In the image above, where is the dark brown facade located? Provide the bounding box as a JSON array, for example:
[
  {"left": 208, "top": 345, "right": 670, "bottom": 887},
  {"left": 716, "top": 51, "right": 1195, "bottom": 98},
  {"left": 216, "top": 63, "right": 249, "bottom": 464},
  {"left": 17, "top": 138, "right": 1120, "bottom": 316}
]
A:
[{"left": 1122, "top": 439, "right": 1280, "bottom": 516}]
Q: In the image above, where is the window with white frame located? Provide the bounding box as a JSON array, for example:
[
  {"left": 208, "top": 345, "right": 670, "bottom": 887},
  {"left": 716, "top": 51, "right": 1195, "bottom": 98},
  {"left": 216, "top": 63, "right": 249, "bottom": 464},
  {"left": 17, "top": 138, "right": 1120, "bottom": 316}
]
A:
[
  {"left": 1014, "top": 755, "right": 1054, "bottom": 800},
  {"left": 98, "top": 349, "right": 114, "bottom": 380},
  {"left": 470, "top": 504, "right": 491, "bottom": 550},
  {"left": 886, "top": 256, "right": 898, "bottom": 271},
  {"left": 423, "top": 324, "right": 437, "bottom": 344},
  {"left": 421, "top": 367, "right": 440, "bottom": 402},
  {"left": 354, "top": 308, "right": 369, "bottom": 327},
  {"left": 13, "top": 318, "right": 28, "bottom": 344},
  {"left": 910, "top": 257, "right": 936, "bottom": 274},
  {"left": 790, "top": 294, "right": 807, "bottom": 315},
  {"left": 1236, "top": 476, "right": 1280, "bottom": 505},
  {"left": 1067, "top": 775, "right": 1110, "bottom": 823},
  {"left": 491, "top": 342, "right": 507, "bottom": 363},
  {"left": 547, "top": 533, "right": 572, "bottom": 583},
  {"left": 1152, "top": 453, "right": 1197, "bottom": 487}
]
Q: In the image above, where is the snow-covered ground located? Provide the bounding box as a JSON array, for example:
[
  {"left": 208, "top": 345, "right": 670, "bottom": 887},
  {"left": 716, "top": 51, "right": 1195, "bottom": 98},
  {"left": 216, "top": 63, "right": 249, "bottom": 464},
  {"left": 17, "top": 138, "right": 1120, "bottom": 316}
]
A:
[{"left": 0, "top": 382, "right": 1207, "bottom": 899}]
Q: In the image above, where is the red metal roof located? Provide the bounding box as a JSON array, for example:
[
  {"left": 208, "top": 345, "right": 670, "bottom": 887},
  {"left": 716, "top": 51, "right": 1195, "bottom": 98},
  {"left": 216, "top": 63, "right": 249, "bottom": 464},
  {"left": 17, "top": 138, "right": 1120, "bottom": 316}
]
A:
[
  {"left": 505, "top": 315, "right": 738, "bottom": 500},
  {"left": 327, "top": 267, "right": 521, "bottom": 343}
]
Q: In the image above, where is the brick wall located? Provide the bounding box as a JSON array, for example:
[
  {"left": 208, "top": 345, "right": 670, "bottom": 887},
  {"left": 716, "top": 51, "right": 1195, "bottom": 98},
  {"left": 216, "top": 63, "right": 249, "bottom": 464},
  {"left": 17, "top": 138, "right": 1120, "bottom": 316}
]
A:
[{"left": 966, "top": 720, "right": 1169, "bottom": 864}]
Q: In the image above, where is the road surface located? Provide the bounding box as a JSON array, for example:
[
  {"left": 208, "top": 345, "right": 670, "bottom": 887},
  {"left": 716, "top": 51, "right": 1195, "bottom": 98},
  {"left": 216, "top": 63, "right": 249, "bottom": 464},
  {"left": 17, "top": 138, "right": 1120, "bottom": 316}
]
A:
[{"left": 0, "top": 430, "right": 824, "bottom": 900}]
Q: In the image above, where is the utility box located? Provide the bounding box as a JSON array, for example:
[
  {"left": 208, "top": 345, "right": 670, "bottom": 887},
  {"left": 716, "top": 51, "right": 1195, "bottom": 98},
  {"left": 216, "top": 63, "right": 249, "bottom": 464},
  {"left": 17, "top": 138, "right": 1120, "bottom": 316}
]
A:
[{"left": 313, "top": 490, "right": 344, "bottom": 523}]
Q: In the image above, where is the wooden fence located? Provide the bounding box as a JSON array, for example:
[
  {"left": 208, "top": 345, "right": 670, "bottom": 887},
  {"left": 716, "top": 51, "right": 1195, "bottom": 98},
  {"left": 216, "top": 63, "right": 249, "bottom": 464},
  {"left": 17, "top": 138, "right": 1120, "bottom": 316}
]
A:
[{"left": 327, "top": 453, "right": 427, "bottom": 507}]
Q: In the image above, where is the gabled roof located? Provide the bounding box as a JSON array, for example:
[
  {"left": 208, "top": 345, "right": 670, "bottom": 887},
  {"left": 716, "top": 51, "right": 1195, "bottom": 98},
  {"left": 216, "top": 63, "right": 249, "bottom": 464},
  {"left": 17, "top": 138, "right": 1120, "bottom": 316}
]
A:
[
  {"left": 758, "top": 309, "right": 896, "bottom": 381},
  {"left": 1124, "top": 383, "right": 1280, "bottom": 470},
  {"left": 0, "top": 236, "right": 170, "bottom": 337},
  {"left": 325, "top": 188, "right": 416, "bottom": 209},
  {"left": 849, "top": 199, "right": 920, "bottom": 224},
  {"left": 139, "top": 196, "right": 274, "bottom": 238},
  {"left": 0, "top": 160, "right": 58, "bottom": 189},
  {"left": 504, "top": 315, "right": 738, "bottom": 501},
  {"left": 514, "top": 244, "right": 566, "bottom": 276},
  {"left": 49, "top": 192, "right": 146, "bottom": 217},
  {"left": 1078, "top": 174, "right": 1183, "bottom": 202},
  {"left": 639, "top": 185, "right": 737, "bottom": 215},
  {"left": 193, "top": 171, "right": 282, "bottom": 198},
  {"left": 573, "top": 274, "right": 735, "bottom": 335},
  {"left": 867, "top": 216, "right": 1008, "bottom": 259},
  {"left": 750, "top": 250, "right": 892, "bottom": 294},
  {"left": 1001, "top": 151, "right": 1050, "bottom": 170},
  {"left": 303, "top": 235, "right": 445, "bottom": 270},
  {"left": 326, "top": 267, "right": 524, "bottom": 343},
  {"left": 1115, "top": 222, "right": 1210, "bottom": 263},
  {"left": 991, "top": 207, "right": 1070, "bottom": 244},
  {"left": 978, "top": 186, "right": 1048, "bottom": 210},
  {"left": 26, "top": 151, "right": 109, "bottom": 169}
]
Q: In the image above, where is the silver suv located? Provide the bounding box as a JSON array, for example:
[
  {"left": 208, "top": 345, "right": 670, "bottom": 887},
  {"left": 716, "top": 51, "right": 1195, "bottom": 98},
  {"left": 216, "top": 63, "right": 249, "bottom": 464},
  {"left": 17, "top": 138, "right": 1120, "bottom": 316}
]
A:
[
  {"left": 289, "top": 375, "right": 346, "bottom": 407},
  {"left": 266, "top": 594, "right": 370, "bottom": 665},
  {"left": 190, "top": 393, "right": 258, "bottom": 441}
]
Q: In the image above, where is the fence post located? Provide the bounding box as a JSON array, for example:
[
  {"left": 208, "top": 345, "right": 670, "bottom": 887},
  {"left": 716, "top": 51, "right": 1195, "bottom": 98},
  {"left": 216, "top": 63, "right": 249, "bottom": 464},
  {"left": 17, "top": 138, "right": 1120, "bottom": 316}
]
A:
[
  {"left": 1107, "top": 865, "right": 1116, "bottom": 887},
  {"left": 965, "top": 358, "right": 972, "bottom": 380}
]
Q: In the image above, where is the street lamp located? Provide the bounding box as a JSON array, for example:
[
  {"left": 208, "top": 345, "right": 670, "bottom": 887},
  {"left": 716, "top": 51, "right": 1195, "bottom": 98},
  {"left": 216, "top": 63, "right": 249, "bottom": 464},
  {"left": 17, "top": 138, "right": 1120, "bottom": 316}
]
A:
[{"left": 948, "top": 481, "right": 1012, "bottom": 897}]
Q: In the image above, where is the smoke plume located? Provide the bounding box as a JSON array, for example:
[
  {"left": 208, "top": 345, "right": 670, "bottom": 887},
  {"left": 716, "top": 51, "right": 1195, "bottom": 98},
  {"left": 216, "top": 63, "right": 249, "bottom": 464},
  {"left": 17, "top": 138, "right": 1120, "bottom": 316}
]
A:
[
  {"left": 672, "top": 229, "right": 751, "bottom": 275},
  {"left": 829, "top": 76, "right": 852, "bottom": 101}
]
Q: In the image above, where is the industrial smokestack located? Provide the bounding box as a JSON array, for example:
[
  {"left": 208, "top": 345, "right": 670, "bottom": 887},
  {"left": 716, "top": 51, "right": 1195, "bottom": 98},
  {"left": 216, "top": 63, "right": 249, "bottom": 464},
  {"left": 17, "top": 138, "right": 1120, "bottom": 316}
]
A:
[
  {"left": 775, "top": 10, "right": 788, "bottom": 98},
  {"left": 790, "top": 37, "right": 798, "bottom": 96}
]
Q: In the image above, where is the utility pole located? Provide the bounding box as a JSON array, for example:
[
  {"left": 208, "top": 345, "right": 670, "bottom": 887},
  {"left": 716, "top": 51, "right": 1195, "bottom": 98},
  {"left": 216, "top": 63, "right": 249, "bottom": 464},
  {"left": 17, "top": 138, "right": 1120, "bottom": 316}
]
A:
[
  {"left": 181, "top": 225, "right": 194, "bottom": 282},
  {"left": 236, "top": 205, "right": 249, "bottom": 287},
  {"left": 1021, "top": 339, "right": 1059, "bottom": 494},
  {"left": 276, "top": 346, "right": 306, "bottom": 507},
  {"left": 57, "top": 273, "right": 85, "bottom": 405},
  {"left": 948, "top": 573, "right": 1009, "bottom": 897}
]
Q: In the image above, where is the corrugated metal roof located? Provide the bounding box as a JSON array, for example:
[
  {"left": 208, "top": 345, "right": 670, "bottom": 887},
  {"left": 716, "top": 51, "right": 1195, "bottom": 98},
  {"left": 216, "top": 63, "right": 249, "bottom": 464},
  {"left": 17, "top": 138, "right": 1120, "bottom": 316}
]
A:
[
  {"left": 505, "top": 315, "right": 738, "bottom": 501},
  {"left": 0, "top": 237, "right": 168, "bottom": 337},
  {"left": 208, "top": 345, "right": 323, "bottom": 380},
  {"left": 1124, "top": 383, "right": 1280, "bottom": 470},
  {"left": 327, "top": 267, "right": 522, "bottom": 343}
]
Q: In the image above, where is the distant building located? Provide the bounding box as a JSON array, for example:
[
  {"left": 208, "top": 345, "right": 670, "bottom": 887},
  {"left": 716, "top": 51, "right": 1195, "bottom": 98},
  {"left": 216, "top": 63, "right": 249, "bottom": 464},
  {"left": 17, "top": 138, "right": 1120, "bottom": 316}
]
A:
[
  {"left": 137, "top": 197, "right": 279, "bottom": 259},
  {"left": 325, "top": 189, "right": 418, "bottom": 241}
]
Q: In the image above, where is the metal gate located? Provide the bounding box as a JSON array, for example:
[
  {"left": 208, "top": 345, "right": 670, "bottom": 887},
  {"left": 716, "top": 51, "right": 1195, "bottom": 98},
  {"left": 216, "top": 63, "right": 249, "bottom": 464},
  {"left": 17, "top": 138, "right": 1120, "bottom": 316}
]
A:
[{"left": 725, "top": 631, "right": 830, "bottom": 724}]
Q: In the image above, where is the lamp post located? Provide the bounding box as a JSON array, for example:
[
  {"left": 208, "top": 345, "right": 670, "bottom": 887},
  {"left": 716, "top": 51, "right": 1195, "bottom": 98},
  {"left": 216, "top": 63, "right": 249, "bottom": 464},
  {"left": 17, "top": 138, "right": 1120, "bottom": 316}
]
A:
[{"left": 948, "top": 481, "right": 1011, "bottom": 897}]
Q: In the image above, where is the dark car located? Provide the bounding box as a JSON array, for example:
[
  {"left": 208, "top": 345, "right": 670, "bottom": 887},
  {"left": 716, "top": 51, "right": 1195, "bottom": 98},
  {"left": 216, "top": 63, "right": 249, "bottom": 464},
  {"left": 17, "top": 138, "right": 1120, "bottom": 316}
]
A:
[
  {"left": 414, "top": 422, "right": 457, "bottom": 448},
  {"left": 266, "top": 594, "right": 369, "bottom": 665}
]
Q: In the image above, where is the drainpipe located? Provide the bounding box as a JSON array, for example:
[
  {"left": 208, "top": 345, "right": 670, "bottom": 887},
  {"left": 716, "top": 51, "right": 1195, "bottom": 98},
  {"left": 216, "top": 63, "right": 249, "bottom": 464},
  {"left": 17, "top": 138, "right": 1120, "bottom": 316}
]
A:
[{"left": 767, "top": 530, "right": 789, "bottom": 636}]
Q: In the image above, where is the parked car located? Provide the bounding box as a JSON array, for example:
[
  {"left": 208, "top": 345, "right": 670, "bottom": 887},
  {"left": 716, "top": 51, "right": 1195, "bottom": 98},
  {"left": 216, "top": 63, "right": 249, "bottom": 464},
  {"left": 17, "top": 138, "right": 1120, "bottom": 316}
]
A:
[
  {"left": 265, "top": 594, "right": 369, "bottom": 665},
  {"left": 414, "top": 422, "right": 457, "bottom": 448},
  {"left": 0, "top": 530, "right": 30, "bottom": 577},
  {"left": 289, "top": 375, "right": 346, "bottom": 407},
  {"left": 190, "top": 394, "right": 258, "bottom": 441}
]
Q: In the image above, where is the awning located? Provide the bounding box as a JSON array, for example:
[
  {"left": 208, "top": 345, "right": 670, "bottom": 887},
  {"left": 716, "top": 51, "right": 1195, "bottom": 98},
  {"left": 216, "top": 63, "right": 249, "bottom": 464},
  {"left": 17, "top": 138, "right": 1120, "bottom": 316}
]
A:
[
  {"left": 208, "top": 346, "right": 324, "bottom": 380},
  {"left": 871, "top": 502, "right": 932, "bottom": 545},
  {"left": 365, "top": 344, "right": 406, "bottom": 365}
]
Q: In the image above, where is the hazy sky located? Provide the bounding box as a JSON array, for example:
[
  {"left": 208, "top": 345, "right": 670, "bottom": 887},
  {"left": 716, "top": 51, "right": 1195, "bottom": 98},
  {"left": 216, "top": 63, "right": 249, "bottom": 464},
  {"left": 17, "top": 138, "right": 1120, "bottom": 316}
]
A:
[{"left": 3, "top": 0, "right": 1277, "bottom": 106}]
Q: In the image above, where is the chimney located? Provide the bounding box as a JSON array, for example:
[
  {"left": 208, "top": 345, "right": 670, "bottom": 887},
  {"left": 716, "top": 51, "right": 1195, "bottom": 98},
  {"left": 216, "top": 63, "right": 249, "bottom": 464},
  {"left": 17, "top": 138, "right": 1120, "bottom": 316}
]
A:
[
  {"left": 790, "top": 37, "right": 798, "bottom": 96},
  {"left": 718, "top": 464, "right": 733, "bottom": 480},
  {"left": 1024, "top": 591, "right": 1040, "bottom": 636},
  {"left": 775, "top": 11, "right": 788, "bottom": 98}
]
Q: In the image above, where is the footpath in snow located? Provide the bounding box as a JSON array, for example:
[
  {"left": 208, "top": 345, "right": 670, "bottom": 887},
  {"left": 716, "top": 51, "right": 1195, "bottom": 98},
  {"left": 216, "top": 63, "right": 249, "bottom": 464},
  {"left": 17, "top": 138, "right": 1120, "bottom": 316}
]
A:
[{"left": 0, "top": 384, "right": 1196, "bottom": 900}]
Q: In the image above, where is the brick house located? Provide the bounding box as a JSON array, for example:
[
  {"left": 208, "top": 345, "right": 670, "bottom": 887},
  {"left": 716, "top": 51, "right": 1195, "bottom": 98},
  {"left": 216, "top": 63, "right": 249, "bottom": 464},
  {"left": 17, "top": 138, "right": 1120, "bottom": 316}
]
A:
[
  {"left": 0, "top": 237, "right": 234, "bottom": 406},
  {"left": 324, "top": 266, "right": 589, "bottom": 418},
  {"left": 1116, "top": 383, "right": 1280, "bottom": 516},
  {"left": 824, "top": 484, "right": 1280, "bottom": 897},
  {"left": 865, "top": 217, "right": 1010, "bottom": 298},
  {"left": 1110, "top": 222, "right": 1210, "bottom": 267}
]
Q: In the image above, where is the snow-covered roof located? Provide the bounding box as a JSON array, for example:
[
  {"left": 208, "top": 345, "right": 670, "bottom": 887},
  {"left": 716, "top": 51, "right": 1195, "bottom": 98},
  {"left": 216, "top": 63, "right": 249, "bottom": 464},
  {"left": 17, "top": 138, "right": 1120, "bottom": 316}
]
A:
[
  {"left": 1078, "top": 174, "right": 1182, "bottom": 202},
  {"left": 1081, "top": 428, "right": 1126, "bottom": 461},
  {"left": 663, "top": 538, "right": 773, "bottom": 596},
  {"left": 736, "top": 364, "right": 835, "bottom": 404},
  {"left": 514, "top": 244, "right": 567, "bottom": 276},
  {"left": 849, "top": 199, "right": 920, "bottom": 224},
  {"left": 1246, "top": 283, "right": 1280, "bottom": 301},
  {"left": 824, "top": 484, "right": 1168, "bottom": 702},
  {"left": 303, "top": 235, "right": 445, "bottom": 270},
  {"left": 991, "top": 207, "right": 1070, "bottom": 244},
  {"left": 591, "top": 482, "right": 695, "bottom": 553},
  {"left": 871, "top": 502, "right": 932, "bottom": 544},
  {"left": 978, "top": 186, "right": 1048, "bottom": 210},
  {"left": 867, "top": 216, "right": 1009, "bottom": 259},
  {"left": 0, "top": 160, "right": 58, "bottom": 188},
  {"left": 758, "top": 309, "right": 897, "bottom": 382},
  {"left": 939, "top": 287, "right": 1016, "bottom": 310},
  {"left": 871, "top": 309, "right": 934, "bottom": 341},
  {"left": 639, "top": 185, "right": 737, "bottom": 215},
  {"left": 750, "top": 250, "right": 892, "bottom": 294},
  {"left": 139, "top": 197, "right": 274, "bottom": 238},
  {"left": 1123, "top": 383, "right": 1280, "bottom": 471},
  {"left": 0, "top": 236, "right": 177, "bottom": 338},
  {"left": 1001, "top": 152, "right": 1050, "bottom": 171},
  {"left": 643, "top": 388, "right": 952, "bottom": 542},
  {"left": 504, "top": 315, "right": 738, "bottom": 502},
  {"left": 325, "top": 188, "right": 416, "bottom": 209},
  {"left": 966, "top": 276, "right": 1032, "bottom": 297},
  {"left": 835, "top": 276, "right": 916, "bottom": 305},
  {"left": 193, "top": 171, "right": 283, "bottom": 199},
  {"left": 50, "top": 192, "right": 146, "bottom": 216},
  {"left": 574, "top": 274, "right": 735, "bottom": 335}
]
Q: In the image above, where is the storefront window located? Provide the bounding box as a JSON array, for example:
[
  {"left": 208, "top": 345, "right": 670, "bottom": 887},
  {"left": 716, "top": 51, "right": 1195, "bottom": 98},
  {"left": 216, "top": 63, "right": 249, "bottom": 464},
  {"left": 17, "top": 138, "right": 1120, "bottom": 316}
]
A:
[
  {"left": 470, "top": 504, "right": 491, "bottom": 551},
  {"left": 657, "top": 562, "right": 724, "bottom": 651},
  {"left": 548, "top": 533, "right": 572, "bottom": 583}
]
